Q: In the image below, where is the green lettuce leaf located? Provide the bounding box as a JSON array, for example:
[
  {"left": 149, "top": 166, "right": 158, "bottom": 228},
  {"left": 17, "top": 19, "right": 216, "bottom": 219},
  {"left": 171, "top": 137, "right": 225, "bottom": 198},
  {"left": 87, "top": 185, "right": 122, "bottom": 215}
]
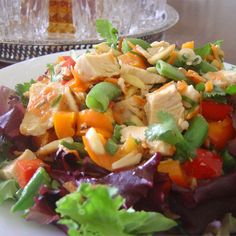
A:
[
  {"left": 96, "top": 19, "right": 119, "bottom": 49},
  {"left": 56, "top": 183, "right": 177, "bottom": 236},
  {"left": 0, "top": 179, "right": 19, "bottom": 205}
]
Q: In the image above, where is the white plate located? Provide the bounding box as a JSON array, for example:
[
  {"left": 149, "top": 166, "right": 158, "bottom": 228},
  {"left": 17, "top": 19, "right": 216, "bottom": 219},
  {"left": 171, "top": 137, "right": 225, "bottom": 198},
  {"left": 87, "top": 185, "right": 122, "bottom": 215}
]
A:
[
  {"left": 0, "top": 50, "right": 86, "bottom": 236},
  {"left": 0, "top": 51, "right": 235, "bottom": 236}
]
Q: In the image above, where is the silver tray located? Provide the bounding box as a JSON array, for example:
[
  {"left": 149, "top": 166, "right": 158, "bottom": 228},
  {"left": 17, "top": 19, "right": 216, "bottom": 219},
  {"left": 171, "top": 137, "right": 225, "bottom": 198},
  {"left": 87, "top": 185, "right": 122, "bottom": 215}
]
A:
[{"left": 0, "top": 4, "right": 178, "bottom": 64}]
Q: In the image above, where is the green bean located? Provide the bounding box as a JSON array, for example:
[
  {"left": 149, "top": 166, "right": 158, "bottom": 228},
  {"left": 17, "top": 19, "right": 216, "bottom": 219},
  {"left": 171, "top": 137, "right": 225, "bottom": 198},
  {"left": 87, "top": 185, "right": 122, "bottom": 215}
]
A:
[
  {"left": 11, "top": 167, "right": 51, "bottom": 212},
  {"left": 156, "top": 60, "right": 188, "bottom": 81},
  {"left": 184, "top": 115, "right": 208, "bottom": 148},
  {"left": 86, "top": 82, "right": 121, "bottom": 112},
  {"left": 122, "top": 38, "right": 150, "bottom": 53},
  {"left": 198, "top": 60, "right": 218, "bottom": 74},
  {"left": 221, "top": 150, "right": 236, "bottom": 173}
]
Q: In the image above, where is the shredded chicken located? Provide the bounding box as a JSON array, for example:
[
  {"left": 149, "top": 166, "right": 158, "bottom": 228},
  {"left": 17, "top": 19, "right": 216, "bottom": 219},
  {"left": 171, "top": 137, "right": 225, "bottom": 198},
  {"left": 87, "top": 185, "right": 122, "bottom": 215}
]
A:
[
  {"left": 120, "top": 64, "right": 166, "bottom": 85},
  {"left": 145, "top": 82, "right": 188, "bottom": 130},
  {"left": 20, "top": 82, "right": 78, "bottom": 136},
  {"left": 204, "top": 70, "right": 236, "bottom": 88}
]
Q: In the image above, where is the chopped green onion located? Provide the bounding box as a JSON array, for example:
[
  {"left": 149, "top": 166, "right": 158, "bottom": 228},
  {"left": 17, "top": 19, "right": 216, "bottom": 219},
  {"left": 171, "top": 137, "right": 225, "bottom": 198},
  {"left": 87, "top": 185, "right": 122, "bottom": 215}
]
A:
[
  {"left": 105, "top": 139, "right": 118, "bottom": 155},
  {"left": 184, "top": 115, "right": 208, "bottom": 149},
  {"left": 50, "top": 94, "right": 62, "bottom": 107},
  {"left": 86, "top": 82, "right": 121, "bottom": 112},
  {"left": 122, "top": 38, "right": 150, "bottom": 53},
  {"left": 182, "top": 95, "right": 198, "bottom": 107},
  {"left": 60, "top": 140, "right": 86, "bottom": 155},
  {"left": 195, "top": 82, "right": 205, "bottom": 92},
  {"left": 156, "top": 60, "right": 188, "bottom": 81},
  {"left": 112, "top": 125, "right": 122, "bottom": 143}
]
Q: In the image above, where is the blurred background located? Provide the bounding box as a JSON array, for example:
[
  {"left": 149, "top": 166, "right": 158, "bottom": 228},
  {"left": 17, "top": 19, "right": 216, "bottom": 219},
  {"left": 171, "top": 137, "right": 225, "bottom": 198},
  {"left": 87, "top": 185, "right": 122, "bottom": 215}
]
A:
[{"left": 0, "top": 0, "right": 235, "bottom": 67}]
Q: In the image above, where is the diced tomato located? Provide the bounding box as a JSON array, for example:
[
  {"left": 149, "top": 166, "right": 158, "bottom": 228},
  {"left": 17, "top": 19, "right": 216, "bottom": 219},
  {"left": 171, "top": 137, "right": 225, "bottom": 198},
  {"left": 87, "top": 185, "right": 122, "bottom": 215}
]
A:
[
  {"left": 200, "top": 100, "right": 232, "bottom": 121},
  {"left": 183, "top": 149, "right": 223, "bottom": 179},
  {"left": 208, "top": 117, "right": 235, "bottom": 150},
  {"left": 61, "top": 56, "right": 76, "bottom": 68},
  {"left": 15, "top": 159, "right": 44, "bottom": 188}
]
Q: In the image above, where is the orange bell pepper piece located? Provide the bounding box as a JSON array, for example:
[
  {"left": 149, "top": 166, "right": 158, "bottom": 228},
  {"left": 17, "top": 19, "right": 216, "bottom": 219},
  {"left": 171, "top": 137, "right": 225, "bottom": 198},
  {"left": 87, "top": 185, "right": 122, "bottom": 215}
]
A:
[
  {"left": 82, "top": 136, "right": 112, "bottom": 170},
  {"left": 208, "top": 117, "right": 235, "bottom": 150},
  {"left": 53, "top": 111, "right": 76, "bottom": 139},
  {"left": 78, "top": 109, "right": 113, "bottom": 133},
  {"left": 158, "top": 159, "right": 189, "bottom": 188},
  {"left": 118, "top": 52, "right": 148, "bottom": 69},
  {"left": 181, "top": 41, "right": 194, "bottom": 49}
]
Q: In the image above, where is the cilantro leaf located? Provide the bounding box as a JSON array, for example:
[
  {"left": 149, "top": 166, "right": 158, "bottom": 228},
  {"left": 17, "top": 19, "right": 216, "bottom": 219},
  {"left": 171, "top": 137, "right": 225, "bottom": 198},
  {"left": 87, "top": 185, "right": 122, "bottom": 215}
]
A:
[
  {"left": 226, "top": 85, "right": 236, "bottom": 95},
  {"left": 194, "top": 40, "right": 223, "bottom": 59},
  {"left": 203, "top": 85, "right": 227, "bottom": 103},
  {"left": 145, "top": 111, "right": 183, "bottom": 145},
  {"left": 96, "top": 19, "right": 119, "bottom": 49},
  {"left": 56, "top": 183, "right": 176, "bottom": 236},
  {"left": 15, "top": 79, "right": 35, "bottom": 106},
  {"left": 0, "top": 179, "right": 19, "bottom": 205}
]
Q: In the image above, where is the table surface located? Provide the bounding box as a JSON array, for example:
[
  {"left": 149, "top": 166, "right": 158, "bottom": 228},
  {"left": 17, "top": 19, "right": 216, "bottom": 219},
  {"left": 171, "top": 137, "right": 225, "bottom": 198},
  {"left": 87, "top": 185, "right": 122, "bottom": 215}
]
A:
[
  {"left": 0, "top": 0, "right": 235, "bottom": 68},
  {"left": 166, "top": 0, "right": 236, "bottom": 64}
]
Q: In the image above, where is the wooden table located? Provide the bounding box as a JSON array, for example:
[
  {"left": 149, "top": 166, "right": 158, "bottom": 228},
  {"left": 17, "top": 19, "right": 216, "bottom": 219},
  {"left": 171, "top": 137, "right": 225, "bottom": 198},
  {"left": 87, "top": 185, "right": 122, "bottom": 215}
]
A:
[
  {"left": 0, "top": 0, "right": 235, "bottom": 68},
  {"left": 166, "top": 0, "right": 236, "bottom": 64}
]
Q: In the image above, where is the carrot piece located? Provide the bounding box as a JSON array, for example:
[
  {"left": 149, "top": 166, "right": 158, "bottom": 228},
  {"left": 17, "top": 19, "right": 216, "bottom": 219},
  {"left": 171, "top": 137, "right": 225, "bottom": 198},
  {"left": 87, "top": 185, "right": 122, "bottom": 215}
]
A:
[
  {"left": 118, "top": 52, "right": 148, "bottom": 69},
  {"left": 15, "top": 159, "right": 44, "bottom": 188},
  {"left": 82, "top": 136, "right": 112, "bottom": 170},
  {"left": 177, "top": 80, "right": 188, "bottom": 93},
  {"left": 205, "top": 80, "right": 213, "bottom": 92},
  {"left": 70, "top": 68, "right": 90, "bottom": 92},
  {"left": 181, "top": 41, "right": 194, "bottom": 49},
  {"left": 185, "top": 70, "right": 206, "bottom": 84},
  {"left": 53, "top": 112, "right": 76, "bottom": 139},
  {"left": 104, "top": 77, "right": 118, "bottom": 85},
  {"left": 167, "top": 50, "right": 178, "bottom": 65},
  {"left": 78, "top": 109, "right": 113, "bottom": 133},
  {"left": 158, "top": 159, "right": 189, "bottom": 188}
]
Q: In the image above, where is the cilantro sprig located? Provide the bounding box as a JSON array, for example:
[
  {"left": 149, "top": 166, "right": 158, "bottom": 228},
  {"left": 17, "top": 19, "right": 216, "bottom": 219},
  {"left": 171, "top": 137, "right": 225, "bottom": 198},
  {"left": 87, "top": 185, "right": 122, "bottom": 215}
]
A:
[
  {"left": 96, "top": 19, "right": 119, "bottom": 49},
  {"left": 15, "top": 79, "right": 35, "bottom": 106}
]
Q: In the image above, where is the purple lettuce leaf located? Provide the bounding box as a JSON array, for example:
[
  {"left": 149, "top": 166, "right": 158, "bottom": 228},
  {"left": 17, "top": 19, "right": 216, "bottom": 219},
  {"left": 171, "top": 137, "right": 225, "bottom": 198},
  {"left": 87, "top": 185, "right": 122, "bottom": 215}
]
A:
[
  {"left": 134, "top": 172, "right": 171, "bottom": 213},
  {"left": 26, "top": 186, "right": 66, "bottom": 224},
  {"left": 83, "top": 153, "right": 161, "bottom": 208},
  {"left": 169, "top": 170, "right": 236, "bottom": 234}
]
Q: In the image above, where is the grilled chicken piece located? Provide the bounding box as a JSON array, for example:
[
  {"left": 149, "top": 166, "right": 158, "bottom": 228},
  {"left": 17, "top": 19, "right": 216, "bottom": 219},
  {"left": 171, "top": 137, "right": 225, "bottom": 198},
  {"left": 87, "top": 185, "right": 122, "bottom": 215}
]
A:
[
  {"left": 121, "top": 126, "right": 175, "bottom": 156},
  {"left": 204, "top": 70, "right": 236, "bottom": 88},
  {"left": 20, "top": 82, "right": 78, "bottom": 136},
  {"left": 120, "top": 64, "right": 166, "bottom": 85},
  {"left": 145, "top": 82, "right": 188, "bottom": 130},
  {"left": 113, "top": 95, "right": 147, "bottom": 126},
  {"left": 76, "top": 50, "right": 120, "bottom": 81}
]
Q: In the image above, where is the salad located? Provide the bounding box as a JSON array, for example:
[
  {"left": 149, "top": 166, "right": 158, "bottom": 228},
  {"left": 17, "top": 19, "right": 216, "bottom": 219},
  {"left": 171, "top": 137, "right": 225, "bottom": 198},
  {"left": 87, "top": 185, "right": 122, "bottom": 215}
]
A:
[{"left": 1, "top": 19, "right": 236, "bottom": 235}]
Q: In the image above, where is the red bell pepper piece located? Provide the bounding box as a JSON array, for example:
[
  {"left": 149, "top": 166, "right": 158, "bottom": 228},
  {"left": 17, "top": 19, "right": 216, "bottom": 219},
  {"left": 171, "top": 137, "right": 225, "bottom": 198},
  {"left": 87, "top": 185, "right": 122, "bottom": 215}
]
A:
[
  {"left": 15, "top": 159, "right": 44, "bottom": 188},
  {"left": 183, "top": 149, "right": 223, "bottom": 179},
  {"left": 208, "top": 117, "right": 235, "bottom": 150},
  {"left": 201, "top": 100, "right": 232, "bottom": 121},
  {"left": 61, "top": 56, "right": 76, "bottom": 68}
]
